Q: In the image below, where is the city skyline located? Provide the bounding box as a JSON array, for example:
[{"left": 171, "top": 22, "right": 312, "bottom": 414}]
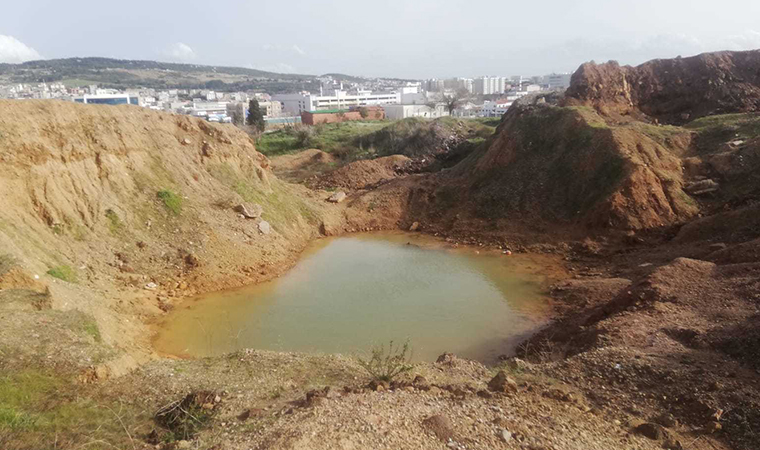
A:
[{"left": 1, "top": 0, "right": 760, "bottom": 78}]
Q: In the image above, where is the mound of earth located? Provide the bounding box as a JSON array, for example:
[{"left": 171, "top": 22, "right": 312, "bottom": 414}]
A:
[
  {"left": 313, "top": 154, "right": 412, "bottom": 190},
  {"left": 565, "top": 50, "right": 760, "bottom": 124},
  {"left": 269, "top": 148, "right": 337, "bottom": 184},
  {"left": 409, "top": 99, "right": 698, "bottom": 233},
  {"left": 0, "top": 100, "right": 331, "bottom": 364}
]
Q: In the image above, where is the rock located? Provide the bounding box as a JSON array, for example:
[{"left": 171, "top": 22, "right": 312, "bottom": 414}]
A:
[
  {"left": 258, "top": 220, "right": 271, "bottom": 235},
  {"left": 476, "top": 389, "right": 493, "bottom": 399},
  {"left": 181, "top": 138, "right": 192, "bottom": 145},
  {"left": 368, "top": 379, "right": 388, "bottom": 392},
  {"left": 436, "top": 352, "right": 456, "bottom": 364},
  {"left": 685, "top": 179, "right": 719, "bottom": 195},
  {"left": 202, "top": 141, "right": 215, "bottom": 157},
  {"left": 499, "top": 429, "right": 512, "bottom": 442},
  {"left": 327, "top": 191, "right": 347, "bottom": 203},
  {"left": 422, "top": 414, "right": 454, "bottom": 442},
  {"left": 634, "top": 422, "right": 667, "bottom": 440},
  {"left": 176, "top": 440, "right": 191, "bottom": 449},
  {"left": 487, "top": 371, "right": 518, "bottom": 393},
  {"left": 233, "top": 203, "right": 263, "bottom": 219},
  {"left": 705, "top": 421, "right": 722, "bottom": 433},
  {"left": 654, "top": 413, "right": 678, "bottom": 428},
  {"left": 663, "top": 438, "right": 684, "bottom": 450},
  {"left": 409, "top": 221, "right": 420, "bottom": 231},
  {"left": 184, "top": 253, "right": 200, "bottom": 267},
  {"left": 708, "top": 243, "right": 727, "bottom": 252},
  {"left": 144, "top": 282, "right": 158, "bottom": 290}
]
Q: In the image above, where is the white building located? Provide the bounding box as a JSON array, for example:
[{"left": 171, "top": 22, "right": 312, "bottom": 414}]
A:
[
  {"left": 473, "top": 76, "right": 506, "bottom": 95},
  {"left": 545, "top": 73, "right": 572, "bottom": 90},
  {"left": 73, "top": 93, "right": 139, "bottom": 106},
  {"left": 482, "top": 99, "right": 512, "bottom": 117},
  {"left": 383, "top": 104, "right": 449, "bottom": 120},
  {"left": 274, "top": 91, "right": 400, "bottom": 114}
]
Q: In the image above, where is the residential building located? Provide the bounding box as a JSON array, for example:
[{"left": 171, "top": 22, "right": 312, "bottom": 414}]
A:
[
  {"left": 482, "top": 98, "right": 513, "bottom": 117},
  {"left": 383, "top": 104, "right": 448, "bottom": 120},
  {"left": 274, "top": 91, "right": 400, "bottom": 114},
  {"left": 545, "top": 73, "right": 572, "bottom": 89},
  {"left": 473, "top": 76, "right": 506, "bottom": 95}
]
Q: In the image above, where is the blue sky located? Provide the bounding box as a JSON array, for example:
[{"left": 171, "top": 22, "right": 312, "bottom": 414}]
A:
[{"left": 2, "top": 0, "right": 760, "bottom": 78}]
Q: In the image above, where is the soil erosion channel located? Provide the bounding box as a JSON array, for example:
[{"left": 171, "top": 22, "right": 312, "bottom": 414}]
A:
[{"left": 155, "top": 232, "right": 558, "bottom": 363}]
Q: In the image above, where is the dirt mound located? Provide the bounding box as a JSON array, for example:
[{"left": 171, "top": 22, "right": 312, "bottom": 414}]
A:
[
  {"left": 314, "top": 154, "right": 412, "bottom": 190},
  {"left": 269, "top": 148, "right": 337, "bottom": 184},
  {"left": 565, "top": 50, "right": 760, "bottom": 124},
  {"left": 417, "top": 102, "right": 697, "bottom": 231},
  {"left": 0, "top": 100, "right": 331, "bottom": 361}
]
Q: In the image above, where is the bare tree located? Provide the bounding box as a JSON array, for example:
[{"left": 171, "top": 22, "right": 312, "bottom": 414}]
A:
[{"left": 442, "top": 89, "right": 470, "bottom": 115}]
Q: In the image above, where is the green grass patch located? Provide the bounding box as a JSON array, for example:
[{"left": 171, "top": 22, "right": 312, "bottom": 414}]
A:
[
  {"left": 0, "top": 368, "right": 147, "bottom": 448},
  {"left": 82, "top": 320, "right": 102, "bottom": 343},
  {"left": 46, "top": 265, "right": 77, "bottom": 283},
  {"left": 685, "top": 112, "right": 760, "bottom": 154},
  {"left": 157, "top": 190, "right": 183, "bottom": 215},
  {"left": 105, "top": 208, "right": 123, "bottom": 234}
]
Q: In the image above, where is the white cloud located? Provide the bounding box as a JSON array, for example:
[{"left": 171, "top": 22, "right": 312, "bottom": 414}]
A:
[
  {"left": 165, "top": 42, "right": 197, "bottom": 62},
  {"left": 261, "top": 43, "right": 307, "bottom": 56},
  {"left": 0, "top": 35, "right": 41, "bottom": 63},
  {"left": 292, "top": 44, "right": 306, "bottom": 56}
]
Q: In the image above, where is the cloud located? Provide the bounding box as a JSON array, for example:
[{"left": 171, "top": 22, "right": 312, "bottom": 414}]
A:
[
  {"left": 261, "top": 43, "right": 306, "bottom": 56},
  {"left": 0, "top": 35, "right": 42, "bottom": 63},
  {"left": 291, "top": 45, "right": 306, "bottom": 56},
  {"left": 165, "top": 42, "right": 197, "bottom": 62}
]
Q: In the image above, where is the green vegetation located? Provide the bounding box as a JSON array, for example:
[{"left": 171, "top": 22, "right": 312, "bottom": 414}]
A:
[
  {"left": 157, "top": 190, "right": 183, "bottom": 215},
  {"left": 105, "top": 208, "right": 123, "bottom": 233},
  {"left": 46, "top": 265, "right": 77, "bottom": 283},
  {"left": 685, "top": 112, "right": 760, "bottom": 154},
  {"left": 82, "top": 319, "right": 102, "bottom": 343},
  {"left": 257, "top": 117, "right": 499, "bottom": 164},
  {"left": 256, "top": 121, "right": 389, "bottom": 156},
  {"left": 209, "top": 163, "right": 320, "bottom": 227},
  {"left": 247, "top": 98, "right": 265, "bottom": 131},
  {"left": 0, "top": 368, "right": 145, "bottom": 448},
  {"left": 357, "top": 340, "right": 413, "bottom": 383}
]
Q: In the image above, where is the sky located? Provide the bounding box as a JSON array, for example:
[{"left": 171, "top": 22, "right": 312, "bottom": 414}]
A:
[{"left": 2, "top": 0, "right": 760, "bottom": 79}]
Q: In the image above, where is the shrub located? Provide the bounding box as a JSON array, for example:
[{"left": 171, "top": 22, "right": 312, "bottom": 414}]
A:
[
  {"left": 295, "top": 126, "right": 315, "bottom": 148},
  {"left": 46, "top": 265, "right": 77, "bottom": 283},
  {"left": 358, "top": 340, "right": 413, "bottom": 382},
  {"left": 157, "top": 190, "right": 182, "bottom": 215}
]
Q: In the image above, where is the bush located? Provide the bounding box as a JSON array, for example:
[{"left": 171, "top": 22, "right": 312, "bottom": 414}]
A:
[
  {"left": 157, "top": 190, "right": 182, "bottom": 215},
  {"left": 295, "top": 126, "right": 315, "bottom": 148},
  {"left": 358, "top": 340, "right": 413, "bottom": 382},
  {"left": 46, "top": 265, "right": 77, "bottom": 283}
]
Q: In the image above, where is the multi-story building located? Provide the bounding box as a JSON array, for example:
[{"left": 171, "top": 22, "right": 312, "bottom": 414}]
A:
[
  {"left": 274, "top": 91, "right": 400, "bottom": 114},
  {"left": 73, "top": 93, "right": 139, "bottom": 105},
  {"left": 473, "top": 76, "right": 506, "bottom": 95},
  {"left": 545, "top": 73, "right": 572, "bottom": 90}
]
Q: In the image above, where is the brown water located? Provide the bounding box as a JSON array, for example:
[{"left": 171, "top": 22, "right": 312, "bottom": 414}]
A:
[{"left": 154, "top": 232, "right": 555, "bottom": 363}]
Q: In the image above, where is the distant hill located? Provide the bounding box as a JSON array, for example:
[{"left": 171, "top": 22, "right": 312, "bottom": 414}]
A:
[{"left": 0, "top": 57, "right": 320, "bottom": 93}]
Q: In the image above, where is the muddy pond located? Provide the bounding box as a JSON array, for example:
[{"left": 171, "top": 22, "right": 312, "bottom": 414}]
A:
[{"left": 154, "top": 232, "right": 559, "bottom": 363}]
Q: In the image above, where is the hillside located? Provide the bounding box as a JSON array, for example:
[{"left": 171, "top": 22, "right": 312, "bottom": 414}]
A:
[
  {"left": 0, "top": 57, "right": 320, "bottom": 92},
  {"left": 564, "top": 50, "right": 760, "bottom": 124}
]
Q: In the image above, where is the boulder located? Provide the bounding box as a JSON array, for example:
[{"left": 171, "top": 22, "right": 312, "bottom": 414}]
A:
[
  {"left": 422, "top": 414, "right": 454, "bottom": 442},
  {"left": 258, "top": 220, "right": 271, "bottom": 235},
  {"left": 487, "top": 370, "right": 518, "bottom": 393},
  {"left": 634, "top": 422, "right": 667, "bottom": 440},
  {"left": 327, "top": 191, "right": 347, "bottom": 203},
  {"left": 234, "top": 203, "right": 263, "bottom": 219}
]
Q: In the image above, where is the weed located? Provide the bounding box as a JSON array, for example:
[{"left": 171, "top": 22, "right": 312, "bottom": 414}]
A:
[
  {"left": 155, "top": 391, "right": 217, "bottom": 440},
  {"left": 105, "top": 208, "right": 123, "bottom": 233},
  {"left": 46, "top": 265, "right": 77, "bottom": 283},
  {"left": 357, "top": 340, "right": 413, "bottom": 383},
  {"left": 157, "top": 190, "right": 183, "bottom": 215},
  {"left": 82, "top": 320, "right": 102, "bottom": 343},
  {"left": 51, "top": 223, "right": 65, "bottom": 236}
]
